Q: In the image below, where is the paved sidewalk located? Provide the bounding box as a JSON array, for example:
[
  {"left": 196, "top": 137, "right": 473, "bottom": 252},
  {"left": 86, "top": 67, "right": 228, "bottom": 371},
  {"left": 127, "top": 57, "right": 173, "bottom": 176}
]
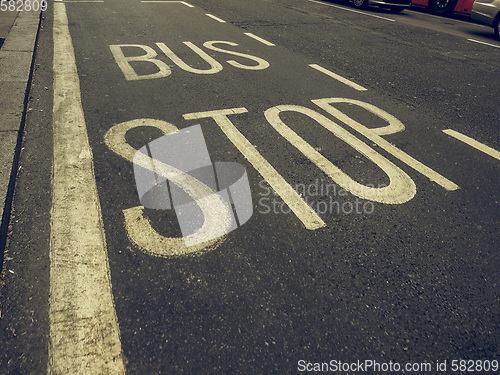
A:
[{"left": 0, "top": 9, "right": 41, "bottom": 245}]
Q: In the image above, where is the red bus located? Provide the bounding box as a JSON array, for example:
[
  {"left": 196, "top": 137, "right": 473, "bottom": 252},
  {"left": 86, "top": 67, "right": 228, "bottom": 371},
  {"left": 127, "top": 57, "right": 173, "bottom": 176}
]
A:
[{"left": 411, "top": 0, "right": 476, "bottom": 16}]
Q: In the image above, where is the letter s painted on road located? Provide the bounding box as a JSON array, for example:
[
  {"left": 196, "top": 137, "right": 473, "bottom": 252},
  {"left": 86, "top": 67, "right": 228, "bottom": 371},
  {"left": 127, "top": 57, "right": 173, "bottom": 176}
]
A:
[{"left": 104, "top": 119, "right": 228, "bottom": 257}]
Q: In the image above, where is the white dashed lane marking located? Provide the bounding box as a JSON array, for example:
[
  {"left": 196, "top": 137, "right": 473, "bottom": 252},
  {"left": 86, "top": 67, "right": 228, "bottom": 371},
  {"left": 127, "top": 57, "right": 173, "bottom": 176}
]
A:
[
  {"left": 308, "top": 0, "right": 396, "bottom": 22},
  {"left": 141, "top": 0, "right": 194, "bottom": 6},
  {"left": 244, "top": 32, "right": 276, "bottom": 46},
  {"left": 206, "top": 13, "right": 226, "bottom": 23},
  {"left": 309, "top": 64, "right": 367, "bottom": 91},
  {"left": 467, "top": 38, "right": 500, "bottom": 49},
  {"left": 443, "top": 129, "right": 500, "bottom": 161}
]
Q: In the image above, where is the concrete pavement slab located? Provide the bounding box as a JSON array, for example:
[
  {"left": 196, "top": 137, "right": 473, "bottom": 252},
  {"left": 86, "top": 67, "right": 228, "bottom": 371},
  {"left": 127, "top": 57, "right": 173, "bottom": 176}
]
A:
[
  {"left": 2, "top": 11, "right": 39, "bottom": 52},
  {"left": 0, "top": 11, "right": 18, "bottom": 48},
  {"left": 0, "top": 9, "right": 42, "bottom": 246},
  {"left": 0, "top": 50, "right": 35, "bottom": 82},
  {"left": 0, "top": 131, "right": 18, "bottom": 221},
  {"left": 0, "top": 81, "right": 26, "bottom": 131}
]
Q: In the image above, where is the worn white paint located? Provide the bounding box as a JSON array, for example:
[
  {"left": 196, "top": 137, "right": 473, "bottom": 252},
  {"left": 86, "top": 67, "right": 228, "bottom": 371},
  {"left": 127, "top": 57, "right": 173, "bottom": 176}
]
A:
[
  {"left": 203, "top": 41, "right": 270, "bottom": 70},
  {"left": 123, "top": 206, "right": 226, "bottom": 257},
  {"left": 309, "top": 64, "right": 367, "bottom": 91},
  {"left": 443, "top": 129, "right": 500, "bottom": 161},
  {"left": 104, "top": 118, "right": 178, "bottom": 164},
  {"left": 183, "top": 108, "right": 326, "bottom": 230},
  {"left": 156, "top": 42, "right": 224, "bottom": 74},
  {"left": 111, "top": 41, "right": 269, "bottom": 79},
  {"left": 50, "top": 3, "right": 125, "bottom": 373},
  {"left": 265, "top": 105, "right": 416, "bottom": 204},
  {"left": 104, "top": 118, "right": 230, "bottom": 254},
  {"left": 109, "top": 44, "right": 171, "bottom": 80},
  {"left": 313, "top": 98, "right": 459, "bottom": 190}
]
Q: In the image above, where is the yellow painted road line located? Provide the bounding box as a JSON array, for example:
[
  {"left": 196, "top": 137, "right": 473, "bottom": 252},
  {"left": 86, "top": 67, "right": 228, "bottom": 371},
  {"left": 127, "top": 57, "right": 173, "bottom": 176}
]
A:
[
  {"left": 443, "top": 129, "right": 500, "bottom": 161},
  {"left": 49, "top": 2, "right": 125, "bottom": 373},
  {"left": 309, "top": 64, "right": 367, "bottom": 91}
]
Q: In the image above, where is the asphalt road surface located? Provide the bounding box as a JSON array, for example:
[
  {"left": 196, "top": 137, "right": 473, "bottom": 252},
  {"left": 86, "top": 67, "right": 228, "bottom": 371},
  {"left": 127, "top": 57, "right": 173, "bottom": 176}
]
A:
[{"left": 1, "top": 0, "right": 499, "bottom": 373}]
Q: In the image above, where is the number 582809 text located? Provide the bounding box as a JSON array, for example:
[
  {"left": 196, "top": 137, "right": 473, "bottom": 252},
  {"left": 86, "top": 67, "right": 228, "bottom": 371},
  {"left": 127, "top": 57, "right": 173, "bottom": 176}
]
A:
[{"left": 0, "top": 0, "right": 48, "bottom": 12}]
